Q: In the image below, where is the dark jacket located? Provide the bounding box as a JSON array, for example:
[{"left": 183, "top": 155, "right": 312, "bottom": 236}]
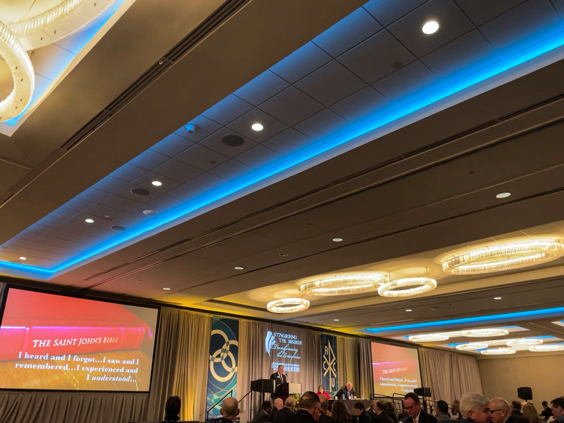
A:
[
  {"left": 373, "top": 412, "right": 394, "bottom": 423},
  {"left": 358, "top": 411, "right": 372, "bottom": 423},
  {"left": 275, "top": 407, "right": 296, "bottom": 423},
  {"left": 405, "top": 411, "right": 438, "bottom": 423},
  {"left": 542, "top": 407, "right": 553, "bottom": 421},
  {"left": 252, "top": 409, "right": 272, "bottom": 423},
  {"left": 512, "top": 411, "right": 524, "bottom": 418},
  {"left": 270, "top": 372, "right": 288, "bottom": 387},
  {"left": 320, "top": 414, "right": 337, "bottom": 423},
  {"left": 336, "top": 386, "right": 355, "bottom": 400},
  {"left": 507, "top": 414, "right": 530, "bottom": 423},
  {"left": 387, "top": 412, "right": 398, "bottom": 423},
  {"left": 292, "top": 410, "right": 316, "bottom": 423}
]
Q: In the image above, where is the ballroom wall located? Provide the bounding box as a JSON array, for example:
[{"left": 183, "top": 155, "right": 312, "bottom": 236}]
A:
[{"left": 478, "top": 353, "right": 564, "bottom": 410}]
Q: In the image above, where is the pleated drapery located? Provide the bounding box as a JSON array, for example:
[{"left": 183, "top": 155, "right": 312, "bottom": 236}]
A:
[
  {"left": 418, "top": 347, "right": 483, "bottom": 403},
  {"left": 358, "top": 338, "right": 373, "bottom": 399},
  {"left": 337, "top": 336, "right": 359, "bottom": 394}
]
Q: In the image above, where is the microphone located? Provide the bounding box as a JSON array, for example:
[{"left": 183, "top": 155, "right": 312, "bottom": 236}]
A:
[{"left": 284, "top": 373, "right": 292, "bottom": 383}]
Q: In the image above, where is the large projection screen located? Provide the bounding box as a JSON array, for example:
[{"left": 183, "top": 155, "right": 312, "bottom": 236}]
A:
[
  {"left": 0, "top": 288, "right": 158, "bottom": 391},
  {"left": 371, "top": 342, "right": 422, "bottom": 396}
]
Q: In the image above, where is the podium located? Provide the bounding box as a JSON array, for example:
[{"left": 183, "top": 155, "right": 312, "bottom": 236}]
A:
[{"left": 275, "top": 382, "right": 302, "bottom": 401}]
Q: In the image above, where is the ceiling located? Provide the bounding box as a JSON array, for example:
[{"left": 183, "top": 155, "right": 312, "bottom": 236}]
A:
[{"left": 2, "top": 0, "right": 564, "bottom": 358}]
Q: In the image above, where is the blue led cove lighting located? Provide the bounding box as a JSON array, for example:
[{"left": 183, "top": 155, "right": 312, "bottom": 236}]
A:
[
  {"left": 3, "top": 21, "right": 564, "bottom": 276},
  {"left": 366, "top": 307, "right": 564, "bottom": 334}
]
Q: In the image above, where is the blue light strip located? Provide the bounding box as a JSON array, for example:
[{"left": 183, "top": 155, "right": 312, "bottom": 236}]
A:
[
  {"left": 3, "top": 25, "right": 564, "bottom": 277},
  {"left": 365, "top": 307, "right": 564, "bottom": 334}
]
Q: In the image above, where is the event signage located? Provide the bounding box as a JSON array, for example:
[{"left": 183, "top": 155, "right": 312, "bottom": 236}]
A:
[
  {"left": 206, "top": 317, "right": 239, "bottom": 418},
  {"left": 265, "top": 330, "right": 302, "bottom": 373},
  {"left": 321, "top": 334, "right": 338, "bottom": 392}
]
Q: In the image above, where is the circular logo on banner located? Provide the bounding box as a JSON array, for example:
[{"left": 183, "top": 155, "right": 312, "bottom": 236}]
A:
[{"left": 209, "top": 329, "right": 239, "bottom": 383}]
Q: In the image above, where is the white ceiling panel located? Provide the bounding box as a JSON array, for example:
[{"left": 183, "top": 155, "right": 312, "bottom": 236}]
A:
[
  {"left": 199, "top": 127, "right": 256, "bottom": 158},
  {"left": 362, "top": 0, "right": 429, "bottom": 26},
  {"left": 129, "top": 149, "right": 169, "bottom": 171},
  {"left": 175, "top": 144, "right": 229, "bottom": 172},
  {"left": 153, "top": 158, "right": 203, "bottom": 183},
  {"left": 234, "top": 70, "right": 290, "bottom": 106},
  {"left": 202, "top": 94, "right": 254, "bottom": 125},
  {"left": 235, "top": 145, "right": 283, "bottom": 168},
  {"left": 330, "top": 86, "right": 391, "bottom": 123},
  {"left": 270, "top": 42, "right": 332, "bottom": 84},
  {"left": 175, "top": 115, "right": 222, "bottom": 143},
  {"left": 151, "top": 133, "right": 193, "bottom": 157},
  {"left": 186, "top": 172, "right": 226, "bottom": 191},
  {"left": 259, "top": 86, "right": 325, "bottom": 126},
  {"left": 293, "top": 108, "right": 350, "bottom": 140},
  {"left": 209, "top": 159, "right": 253, "bottom": 180},
  {"left": 262, "top": 128, "right": 314, "bottom": 155},
  {"left": 454, "top": 0, "right": 528, "bottom": 26},
  {"left": 226, "top": 108, "right": 288, "bottom": 142}
]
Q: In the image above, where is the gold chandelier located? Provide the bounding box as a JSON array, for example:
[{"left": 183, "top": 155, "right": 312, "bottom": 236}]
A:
[
  {"left": 299, "top": 273, "right": 388, "bottom": 296},
  {"left": 409, "top": 334, "right": 449, "bottom": 342},
  {"left": 529, "top": 345, "right": 564, "bottom": 352},
  {"left": 441, "top": 238, "right": 564, "bottom": 275},
  {"left": 267, "top": 298, "right": 310, "bottom": 314},
  {"left": 463, "top": 328, "right": 509, "bottom": 337},
  {"left": 456, "top": 342, "right": 488, "bottom": 351},
  {"left": 378, "top": 277, "right": 437, "bottom": 298},
  {"left": 481, "top": 348, "right": 516, "bottom": 355}
]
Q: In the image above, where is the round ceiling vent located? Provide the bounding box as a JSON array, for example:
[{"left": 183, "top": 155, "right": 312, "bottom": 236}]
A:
[
  {"left": 222, "top": 134, "right": 244, "bottom": 147},
  {"left": 110, "top": 226, "right": 127, "bottom": 232},
  {"left": 131, "top": 188, "right": 150, "bottom": 196}
]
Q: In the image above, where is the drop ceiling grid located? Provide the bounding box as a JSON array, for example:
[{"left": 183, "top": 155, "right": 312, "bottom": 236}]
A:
[{"left": 2, "top": 0, "right": 564, "bottom": 270}]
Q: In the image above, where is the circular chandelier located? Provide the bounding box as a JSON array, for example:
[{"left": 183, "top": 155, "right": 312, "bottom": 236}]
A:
[
  {"left": 378, "top": 277, "right": 437, "bottom": 298},
  {"left": 409, "top": 334, "right": 449, "bottom": 342},
  {"left": 529, "top": 345, "right": 564, "bottom": 352},
  {"left": 267, "top": 298, "right": 310, "bottom": 314},
  {"left": 506, "top": 338, "right": 543, "bottom": 347},
  {"left": 481, "top": 348, "right": 516, "bottom": 355},
  {"left": 0, "top": 0, "right": 117, "bottom": 122},
  {"left": 441, "top": 238, "right": 564, "bottom": 275},
  {"left": 456, "top": 343, "right": 488, "bottom": 351},
  {"left": 462, "top": 328, "right": 509, "bottom": 337},
  {"left": 299, "top": 273, "right": 388, "bottom": 296}
]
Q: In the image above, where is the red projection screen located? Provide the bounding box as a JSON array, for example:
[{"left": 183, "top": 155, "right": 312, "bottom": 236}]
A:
[
  {"left": 0, "top": 288, "right": 158, "bottom": 391},
  {"left": 371, "top": 342, "right": 421, "bottom": 396}
]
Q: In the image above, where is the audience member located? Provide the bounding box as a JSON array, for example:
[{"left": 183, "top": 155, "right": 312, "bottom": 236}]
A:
[
  {"left": 337, "top": 383, "right": 356, "bottom": 400},
  {"left": 385, "top": 402, "right": 399, "bottom": 423},
  {"left": 452, "top": 401, "right": 461, "bottom": 420},
  {"left": 252, "top": 401, "right": 273, "bottom": 423},
  {"left": 523, "top": 403, "right": 542, "bottom": 423},
  {"left": 333, "top": 400, "right": 352, "bottom": 423},
  {"left": 435, "top": 400, "right": 457, "bottom": 423},
  {"left": 512, "top": 402, "right": 524, "bottom": 417},
  {"left": 163, "top": 396, "right": 181, "bottom": 422},
  {"left": 487, "top": 397, "right": 528, "bottom": 423},
  {"left": 219, "top": 397, "right": 240, "bottom": 423},
  {"left": 542, "top": 402, "right": 553, "bottom": 421},
  {"left": 320, "top": 400, "right": 336, "bottom": 423},
  {"left": 354, "top": 402, "right": 372, "bottom": 423},
  {"left": 271, "top": 398, "right": 284, "bottom": 421},
  {"left": 404, "top": 392, "right": 438, "bottom": 423},
  {"left": 318, "top": 385, "right": 331, "bottom": 400},
  {"left": 551, "top": 398, "right": 564, "bottom": 423},
  {"left": 292, "top": 391, "right": 321, "bottom": 423},
  {"left": 459, "top": 393, "right": 489, "bottom": 423},
  {"left": 371, "top": 400, "right": 393, "bottom": 423},
  {"left": 274, "top": 398, "right": 296, "bottom": 423}
]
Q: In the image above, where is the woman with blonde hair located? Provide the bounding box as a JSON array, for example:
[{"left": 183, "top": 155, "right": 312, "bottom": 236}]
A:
[{"left": 523, "top": 403, "right": 543, "bottom": 423}]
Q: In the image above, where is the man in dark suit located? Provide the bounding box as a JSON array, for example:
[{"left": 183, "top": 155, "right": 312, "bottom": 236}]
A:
[
  {"left": 354, "top": 402, "right": 372, "bottom": 423},
  {"left": 252, "top": 401, "right": 273, "bottom": 423},
  {"left": 370, "top": 400, "right": 393, "bottom": 423},
  {"left": 511, "top": 401, "right": 524, "bottom": 417},
  {"left": 488, "top": 398, "right": 528, "bottom": 423},
  {"left": 403, "top": 392, "right": 438, "bottom": 423},
  {"left": 292, "top": 391, "right": 321, "bottom": 423},
  {"left": 219, "top": 397, "right": 240, "bottom": 423},
  {"left": 541, "top": 401, "right": 553, "bottom": 421},
  {"left": 336, "top": 382, "right": 355, "bottom": 400},
  {"left": 435, "top": 400, "right": 459, "bottom": 423},
  {"left": 162, "top": 396, "right": 181, "bottom": 422},
  {"left": 275, "top": 398, "right": 296, "bottom": 423},
  {"left": 271, "top": 365, "right": 288, "bottom": 398},
  {"left": 271, "top": 398, "right": 284, "bottom": 421}
]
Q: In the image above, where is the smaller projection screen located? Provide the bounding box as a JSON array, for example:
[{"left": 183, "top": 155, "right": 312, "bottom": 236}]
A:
[
  {"left": 371, "top": 342, "right": 421, "bottom": 396},
  {"left": 0, "top": 288, "right": 158, "bottom": 391}
]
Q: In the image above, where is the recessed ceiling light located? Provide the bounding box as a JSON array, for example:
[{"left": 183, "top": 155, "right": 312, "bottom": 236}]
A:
[
  {"left": 496, "top": 192, "right": 511, "bottom": 199},
  {"left": 85, "top": 218, "right": 94, "bottom": 224},
  {"left": 163, "top": 287, "right": 171, "bottom": 291},
  {"left": 251, "top": 123, "right": 264, "bottom": 131},
  {"left": 494, "top": 296, "right": 502, "bottom": 300},
  {"left": 19, "top": 256, "right": 27, "bottom": 260},
  {"left": 152, "top": 180, "right": 163, "bottom": 187},
  {"left": 332, "top": 238, "right": 343, "bottom": 242},
  {"left": 406, "top": 309, "right": 413, "bottom": 312},
  {"left": 234, "top": 266, "right": 244, "bottom": 270},
  {"left": 422, "top": 21, "right": 439, "bottom": 34},
  {"left": 334, "top": 319, "right": 340, "bottom": 322}
]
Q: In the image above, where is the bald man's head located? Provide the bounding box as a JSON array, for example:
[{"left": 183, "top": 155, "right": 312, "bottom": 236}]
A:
[
  {"left": 274, "top": 398, "right": 284, "bottom": 410},
  {"left": 488, "top": 398, "right": 510, "bottom": 423},
  {"left": 221, "top": 397, "right": 239, "bottom": 419}
]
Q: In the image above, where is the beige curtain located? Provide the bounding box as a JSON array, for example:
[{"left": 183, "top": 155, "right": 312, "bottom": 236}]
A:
[
  {"left": 358, "top": 338, "right": 373, "bottom": 399},
  {"left": 337, "top": 336, "right": 359, "bottom": 394},
  {"left": 419, "top": 347, "right": 483, "bottom": 403},
  {"left": 146, "top": 307, "right": 211, "bottom": 421}
]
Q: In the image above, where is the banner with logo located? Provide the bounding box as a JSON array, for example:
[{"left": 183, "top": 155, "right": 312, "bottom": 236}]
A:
[
  {"left": 206, "top": 317, "right": 239, "bottom": 418},
  {"left": 321, "top": 334, "right": 338, "bottom": 394},
  {"left": 265, "top": 329, "right": 303, "bottom": 373}
]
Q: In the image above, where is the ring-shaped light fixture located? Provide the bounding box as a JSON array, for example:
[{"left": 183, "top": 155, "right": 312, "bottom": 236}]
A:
[
  {"left": 267, "top": 298, "right": 310, "bottom": 314},
  {"left": 300, "top": 273, "right": 388, "bottom": 296},
  {"left": 456, "top": 343, "right": 488, "bottom": 351},
  {"left": 0, "top": 21, "right": 34, "bottom": 122},
  {"left": 378, "top": 277, "right": 437, "bottom": 298},
  {"left": 441, "top": 238, "right": 564, "bottom": 275},
  {"left": 8, "top": 0, "right": 118, "bottom": 50},
  {"left": 506, "top": 338, "right": 543, "bottom": 347},
  {"left": 529, "top": 345, "right": 564, "bottom": 352},
  {"left": 463, "top": 328, "right": 509, "bottom": 337},
  {"left": 409, "top": 334, "right": 449, "bottom": 342},
  {"left": 481, "top": 348, "right": 516, "bottom": 355}
]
